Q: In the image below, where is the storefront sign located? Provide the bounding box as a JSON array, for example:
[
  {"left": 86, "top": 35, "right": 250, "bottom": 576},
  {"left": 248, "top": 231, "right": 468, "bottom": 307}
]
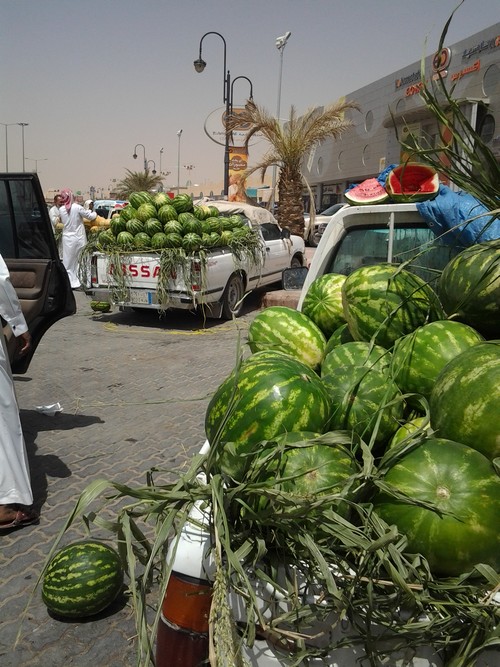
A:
[{"left": 451, "top": 59, "right": 480, "bottom": 81}]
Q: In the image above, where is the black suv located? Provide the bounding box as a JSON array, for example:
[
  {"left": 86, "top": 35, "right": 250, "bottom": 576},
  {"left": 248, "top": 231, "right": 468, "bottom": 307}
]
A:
[{"left": 0, "top": 173, "right": 76, "bottom": 373}]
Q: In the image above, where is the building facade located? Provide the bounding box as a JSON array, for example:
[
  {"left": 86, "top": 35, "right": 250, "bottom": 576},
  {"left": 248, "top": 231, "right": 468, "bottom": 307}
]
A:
[{"left": 302, "top": 24, "right": 500, "bottom": 212}]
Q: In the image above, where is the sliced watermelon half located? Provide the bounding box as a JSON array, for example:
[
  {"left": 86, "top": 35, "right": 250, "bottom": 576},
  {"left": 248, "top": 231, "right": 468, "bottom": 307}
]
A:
[
  {"left": 344, "top": 178, "right": 389, "bottom": 205},
  {"left": 386, "top": 163, "right": 439, "bottom": 202}
]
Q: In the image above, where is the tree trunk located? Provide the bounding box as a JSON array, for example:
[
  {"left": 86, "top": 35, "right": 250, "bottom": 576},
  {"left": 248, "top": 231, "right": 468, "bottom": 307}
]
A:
[{"left": 276, "top": 168, "right": 305, "bottom": 238}]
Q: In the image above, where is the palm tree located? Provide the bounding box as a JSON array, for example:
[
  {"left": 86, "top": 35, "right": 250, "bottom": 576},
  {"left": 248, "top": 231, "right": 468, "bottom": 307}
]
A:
[
  {"left": 226, "top": 98, "right": 359, "bottom": 236},
  {"left": 114, "top": 169, "right": 164, "bottom": 199}
]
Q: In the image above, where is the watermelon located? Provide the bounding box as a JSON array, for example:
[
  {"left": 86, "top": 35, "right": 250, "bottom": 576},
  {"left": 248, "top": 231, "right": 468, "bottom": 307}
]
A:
[
  {"left": 228, "top": 214, "right": 246, "bottom": 229},
  {"left": 248, "top": 306, "right": 327, "bottom": 370},
  {"left": 180, "top": 216, "right": 202, "bottom": 236},
  {"left": 205, "top": 352, "right": 331, "bottom": 480},
  {"left": 391, "top": 320, "right": 483, "bottom": 401},
  {"left": 128, "top": 191, "right": 154, "bottom": 209},
  {"left": 125, "top": 218, "right": 144, "bottom": 235},
  {"left": 207, "top": 217, "right": 222, "bottom": 234},
  {"left": 193, "top": 205, "right": 212, "bottom": 220},
  {"left": 163, "top": 220, "right": 183, "bottom": 236},
  {"left": 301, "top": 274, "right": 347, "bottom": 338},
  {"left": 134, "top": 232, "right": 151, "bottom": 249},
  {"left": 110, "top": 216, "right": 127, "bottom": 236},
  {"left": 41, "top": 540, "right": 124, "bottom": 618},
  {"left": 157, "top": 204, "right": 178, "bottom": 224},
  {"left": 341, "top": 264, "right": 443, "bottom": 348},
  {"left": 388, "top": 417, "right": 431, "bottom": 448},
  {"left": 97, "top": 230, "right": 116, "bottom": 249},
  {"left": 324, "top": 324, "right": 354, "bottom": 355},
  {"left": 208, "top": 205, "right": 221, "bottom": 217},
  {"left": 437, "top": 239, "right": 500, "bottom": 338},
  {"left": 172, "top": 194, "right": 193, "bottom": 213},
  {"left": 373, "top": 438, "right": 500, "bottom": 577},
  {"left": 385, "top": 163, "right": 439, "bottom": 203},
  {"left": 344, "top": 178, "right": 389, "bottom": 205},
  {"left": 322, "top": 365, "right": 404, "bottom": 446},
  {"left": 220, "top": 217, "right": 235, "bottom": 232},
  {"left": 321, "top": 341, "right": 391, "bottom": 377},
  {"left": 153, "top": 192, "right": 170, "bottom": 209},
  {"left": 164, "top": 232, "right": 183, "bottom": 248},
  {"left": 182, "top": 232, "right": 202, "bottom": 252},
  {"left": 219, "top": 230, "right": 233, "bottom": 247},
  {"left": 144, "top": 218, "right": 164, "bottom": 236},
  {"left": 90, "top": 301, "right": 111, "bottom": 313},
  {"left": 119, "top": 205, "right": 138, "bottom": 223},
  {"left": 151, "top": 232, "right": 168, "bottom": 249},
  {"left": 136, "top": 203, "right": 158, "bottom": 223},
  {"left": 116, "top": 231, "right": 135, "bottom": 247},
  {"left": 429, "top": 341, "right": 500, "bottom": 460}
]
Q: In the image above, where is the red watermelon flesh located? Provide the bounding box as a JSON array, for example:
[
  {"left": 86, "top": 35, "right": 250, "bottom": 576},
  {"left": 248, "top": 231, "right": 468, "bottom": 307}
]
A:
[
  {"left": 386, "top": 163, "right": 439, "bottom": 202},
  {"left": 344, "top": 179, "right": 389, "bottom": 205}
]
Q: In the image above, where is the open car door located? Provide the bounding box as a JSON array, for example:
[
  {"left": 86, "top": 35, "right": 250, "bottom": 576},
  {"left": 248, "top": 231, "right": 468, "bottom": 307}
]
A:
[{"left": 0, "top": 173, "right": 76, "bottom": 374}]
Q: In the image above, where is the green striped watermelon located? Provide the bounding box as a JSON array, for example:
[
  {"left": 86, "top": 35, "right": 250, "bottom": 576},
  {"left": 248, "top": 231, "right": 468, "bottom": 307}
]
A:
[
  {"left": 180, "top": 216, "right": 202, "bottom": 236},
  {"left": 322, "top": 365, "right": 404, "bottom": 446},
  {"left": 144, "top": 218, "right": 164, "bottom": 236},
  {"left": 388, "top": 416, "right": 431, "bottom": 448},
  {"left": 321, "top": 341, "right": 391, "bottom": 377},
  {"left": 192, "top": 205, "right": 212, "bottom": 220},
  {"left": 324, "top": 323, "right": 354, "bottom": 355},
  {"left": 248, "top": 306, "right": 327, "bottom": 370},
  {"left": 126, "top": 218, "right": 144, "bottom": 235},
  {"left": 207, "top": 217, "right": 222, "bottom": 234},
  {"left": 110, "top": 216, "right": 127, "bottom": 236},
  {"left": 182, "top": 232, "right": 202, "bottom": 252},
  {"left": 172, "top": 194, "right": 193, "bottom": 213},
  {"left": 438, "top": 239, "right": 500, "bottom": 338},
  {"left": 391, "top": 320, "right": 484, "bottom": 401},
  {"left": 374, "top": 438, "right": 500, "bottom": 577},
  {"left": 205, "top": 352, "right": 331, "bottom": 481},
  {"left": 301, "top": 274, "right": 347, "bottom": 338},
  {"left": 119, "top": 206, "right": 138, "bottom": 223},
  {"left": 97, "top": 230, "right": 115, "bottom": 249},
  {"left": 157, "top": 204, "right": 178, "bottom": 224},
  {"left": 151, "top": 232, "right": 168, "bottom": 249},
  {"left": 116, "top": 231, "right": 135, "bottom": 247},
  {"left": 342, "top": 263, "right": 443, "bottom": 348},
  {"left": 134, "top": 232, "right": 151, "bottom": 249},
  {"left": 136, "top": 203, "right": 158, "bottom": 223},
  {"left": 153, "top": 192, "right": 170, "bottom": 209},
  {"left": 163, "top": 220, "right": 183, "bottom": 236},
  {"left": 129, "top": 191, "right": 154, "bottom": 209},
  {"left": 164, "top": 232, "right": 183, "bottom": 248},
  {"left": 42, "top": 540, "right": 123, "bottom": 618},
  {"left": 429, "top": 341, "right": 500, "bottom": 460}
]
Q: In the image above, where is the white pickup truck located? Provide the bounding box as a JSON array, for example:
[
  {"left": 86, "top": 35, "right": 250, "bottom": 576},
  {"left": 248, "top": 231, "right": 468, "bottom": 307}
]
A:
[
  {"left": 85, "top": 200, "right": 305, "bottom": 319},
  {"left": 154, "top": 202, "right": 498, "bottom": 667}
]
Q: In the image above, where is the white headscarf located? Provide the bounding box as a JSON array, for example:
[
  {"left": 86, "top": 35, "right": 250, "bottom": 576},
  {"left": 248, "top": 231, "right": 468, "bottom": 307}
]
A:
[{"left": 83, "top": 200, "right": 93, "bottom": 210}]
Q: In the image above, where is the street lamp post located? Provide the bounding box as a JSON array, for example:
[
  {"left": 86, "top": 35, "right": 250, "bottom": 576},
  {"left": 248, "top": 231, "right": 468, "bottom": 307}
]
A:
[
  {"left": 132, "top": 143, "right": 147, "bottom": 171},
  {"left": 271, "top": 31, "right": 291, "bottom": 209},
  {"left": 26, "top": 157, "right": 47, "bottom": 173},
  {"left": 147, "top": 160, "right": 157, "bottom": 174},
  {"left": 194, "top": 31, "right": 231, "bottom": 196},
  {"left": 1, "top": 122, "right": 18, "bottom": 171},
  {"left": 176, "top": 130, "right": 183, "bottom": 194},
  {"left": 159, "top": 148, "right": 164, "bottom": 175},
  {"left": 18, "top": 123, "right": 29, "bottom": 172}
]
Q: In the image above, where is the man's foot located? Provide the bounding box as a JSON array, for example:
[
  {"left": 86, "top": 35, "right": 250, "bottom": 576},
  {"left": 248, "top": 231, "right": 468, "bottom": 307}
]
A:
[{"left": 0, "top": 505, "right": 39, "bottom": 531}]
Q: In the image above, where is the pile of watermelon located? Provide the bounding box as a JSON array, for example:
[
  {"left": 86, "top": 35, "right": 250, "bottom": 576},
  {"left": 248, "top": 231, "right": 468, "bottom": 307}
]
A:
[
  {"left": 205, "top": 239, "right": 500, "bottom": 578},
  {"left": 94, "top": 191, "right": 259, "bottom": 254}
]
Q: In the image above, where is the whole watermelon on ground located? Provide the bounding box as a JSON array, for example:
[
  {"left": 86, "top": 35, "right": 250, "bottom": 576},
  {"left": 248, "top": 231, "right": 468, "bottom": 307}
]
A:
[
  {"left": 321, "top": 341, "right": 391, "bottom": 377},
  {"left": 391, "top": 320, "right": 484, "bottom": 401},
  {"left": 42, "top": 540, "right": 124, "bottom": 618},
  {"left": 205, "top": 351, "right": 331, "bottom": 481},
  {"left": 373, "top": 438, "right": 500, "bottom": 577},
  {"left": 341, "top": 263, "right": 443, "bottom": 348},
  {"left": 437, "top": 239, "right": 500, "bottom": 339},
  {"left": 248, "top": 306, "right": 327, "bottom": 370},
  {"left": 429, "top": 341, "right": 500, "bottom": 460},
  {"left": 321, "top": 364, "right": 404, "bottom": 447},
  {"left": 301, "top": 274, "right": 347, "bottom": 338}
]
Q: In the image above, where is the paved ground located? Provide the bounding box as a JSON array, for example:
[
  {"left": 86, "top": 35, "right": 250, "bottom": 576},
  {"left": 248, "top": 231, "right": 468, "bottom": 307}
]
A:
[{"left": 1, "top": 287, "right": 272, "bottom": 667}]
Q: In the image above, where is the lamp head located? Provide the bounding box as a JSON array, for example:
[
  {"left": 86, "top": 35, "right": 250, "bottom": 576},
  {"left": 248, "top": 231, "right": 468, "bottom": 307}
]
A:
[
  {"left": 276, "top": 31, "right": 291, "bottom": 50},
  {"left": 194, "top": 58, "right": 207, "bottom": 73},
  {"left": 152, "top": 169, "right": 157, "bottom": 175},
  {"left": 133, "top": 153, "right": 137, "bottom": 160}
]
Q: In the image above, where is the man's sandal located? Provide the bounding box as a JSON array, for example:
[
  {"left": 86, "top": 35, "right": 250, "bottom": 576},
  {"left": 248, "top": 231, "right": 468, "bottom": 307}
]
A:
[{"left": 0, "top": 506, "right": 39, "bottom": 531}]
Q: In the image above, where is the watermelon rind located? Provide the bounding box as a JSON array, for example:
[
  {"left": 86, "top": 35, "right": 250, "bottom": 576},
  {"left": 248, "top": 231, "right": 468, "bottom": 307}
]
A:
[
  {"left": 41, "top": 540, "right": 124, "bottom": 618},
  {"left": 385, "top": 163, "right": 439, "bottom": 203},
  {"left": 321, "top": 341, "right": 391, "bottom": 377},
  {"left": 301, "top": 273, "right": 347, "bottom": 338}
]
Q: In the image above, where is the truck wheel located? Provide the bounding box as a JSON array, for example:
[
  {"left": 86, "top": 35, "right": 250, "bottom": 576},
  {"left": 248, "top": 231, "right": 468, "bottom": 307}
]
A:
[
  {"left": 221, "top": 274, "right": 244, "bottom": 319},
  {"left": 309, "top": 231, "right": 321, "bottom": 247},
  {"left": 290, "top": 256, "right": 303, "bottom": 269}
]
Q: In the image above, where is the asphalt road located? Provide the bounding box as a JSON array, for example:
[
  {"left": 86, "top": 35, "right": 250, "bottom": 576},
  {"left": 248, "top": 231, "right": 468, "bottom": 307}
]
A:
[{"left": 1, "top": 289, "right": 266, "bottom": 666}]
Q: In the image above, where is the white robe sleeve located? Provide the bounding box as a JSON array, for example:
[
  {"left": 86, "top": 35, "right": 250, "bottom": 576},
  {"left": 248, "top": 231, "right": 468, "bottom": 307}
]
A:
[{"left": 0, "top": 254, "right": 28, "bottom": 337}]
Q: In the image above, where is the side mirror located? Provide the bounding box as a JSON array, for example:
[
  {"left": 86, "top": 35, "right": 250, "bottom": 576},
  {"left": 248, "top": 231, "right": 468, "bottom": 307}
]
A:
[
  {"left": 282, "top": 266, "right": 308, "bottom": 290},
  {"left": 280, "top": 227, "right": 291, "bottom": 239}
]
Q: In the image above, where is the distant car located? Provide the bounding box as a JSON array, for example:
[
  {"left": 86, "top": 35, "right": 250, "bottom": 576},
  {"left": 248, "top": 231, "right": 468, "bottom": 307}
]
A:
[
  {"left": 304, "top": 203, "right": 348, "bottom": 247},
  {"left": 0, "top": 172, "right": 76, "bottom": 373},
  {"left": 93, "top": 199, "right": 128, "bottom": 219}
]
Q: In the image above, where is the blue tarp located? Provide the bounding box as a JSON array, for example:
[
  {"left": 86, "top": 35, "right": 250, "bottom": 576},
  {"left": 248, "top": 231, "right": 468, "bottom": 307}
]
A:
[{"left": 416, "top": 185, "right": 500, "bottom": 246}]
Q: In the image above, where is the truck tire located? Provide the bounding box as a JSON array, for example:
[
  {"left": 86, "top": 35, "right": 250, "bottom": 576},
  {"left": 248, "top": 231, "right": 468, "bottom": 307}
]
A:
[
  {"left": 221, "top": 273, "right": 244, "bottom": 319},
  {"left": 290, "top": 255, "right": 303, "bottom": 269}
]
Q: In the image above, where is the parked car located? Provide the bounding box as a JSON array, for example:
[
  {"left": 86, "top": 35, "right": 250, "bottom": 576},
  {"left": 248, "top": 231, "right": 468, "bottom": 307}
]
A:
[
  {"left": 304, "top": 203, "right": 347, "bottom": 247},
  {"left": 0, "top": 173, "right": 76, "bottom": 372},
  {"left": 93, "top": 199, "right": 128, "bottom": 219}
]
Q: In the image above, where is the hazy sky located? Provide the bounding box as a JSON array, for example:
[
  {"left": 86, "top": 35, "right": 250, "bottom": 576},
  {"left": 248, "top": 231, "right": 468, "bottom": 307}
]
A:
[{"left": 1, "top": 0, "right": 499, "bottom": 196}]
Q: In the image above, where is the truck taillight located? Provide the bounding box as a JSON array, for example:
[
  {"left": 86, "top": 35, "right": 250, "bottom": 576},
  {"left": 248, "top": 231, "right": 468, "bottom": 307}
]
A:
[
  {"left": 91, "top": 257, "right": 97, "bottom": 285},
  {"left": 191, "top": 260, "right": 202, "bottom": 291}
]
